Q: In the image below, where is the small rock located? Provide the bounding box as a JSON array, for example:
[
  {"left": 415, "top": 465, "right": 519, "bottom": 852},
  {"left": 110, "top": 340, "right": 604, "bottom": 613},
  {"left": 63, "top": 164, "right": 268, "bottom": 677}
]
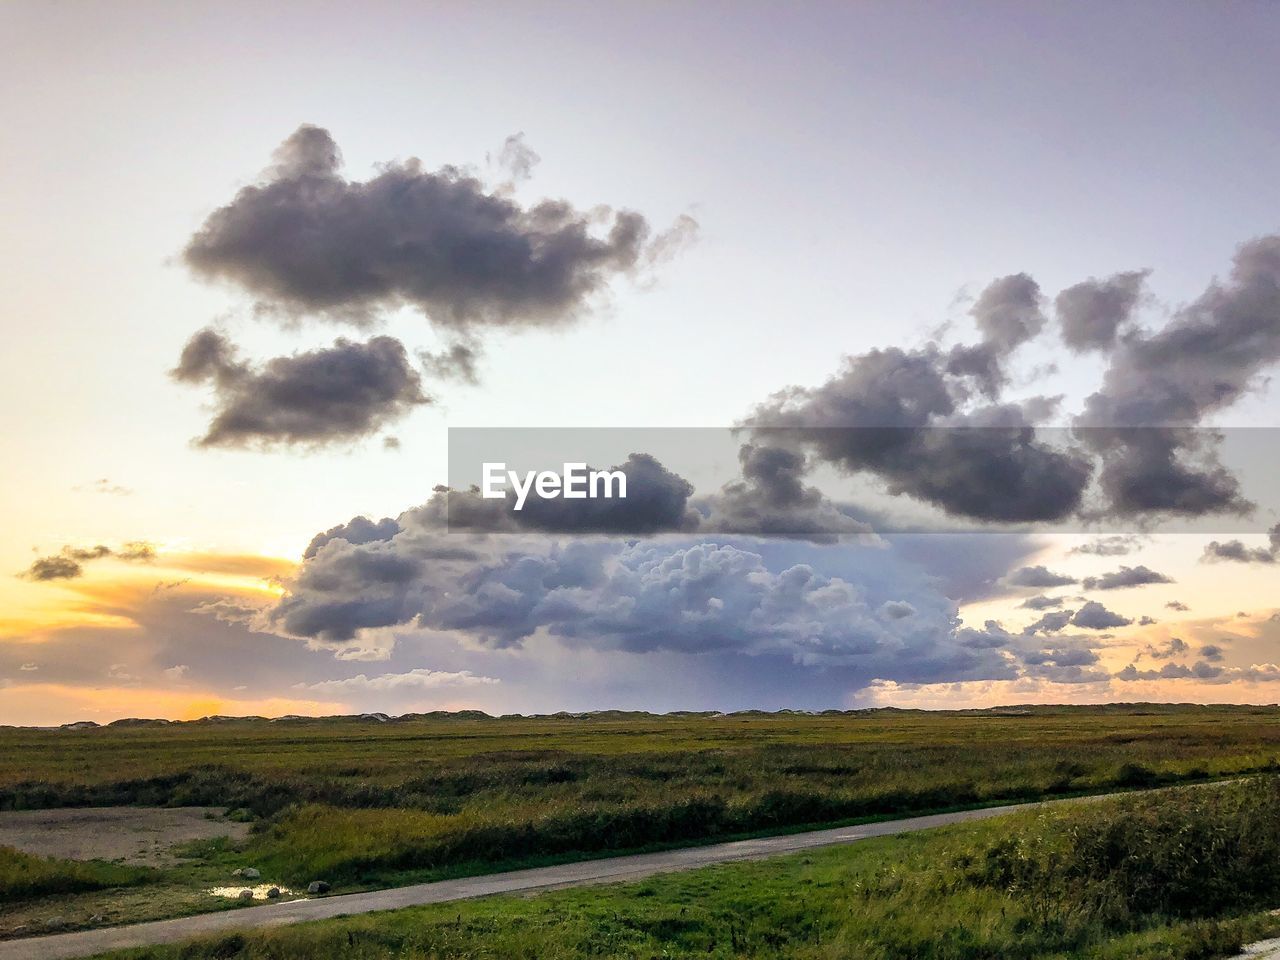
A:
[
  {"left": 231, "top": 868, "right": 244, "bottom": 877},
  {"left": 237, "top": 889, "right": 254, "bottom": 901},
  {"left": 45, "top": 917, "right": 67, "bottom": 930},
  {"left": 241, "top": 867, "right": 261, "bottom": 880},
  {"left": 88, "top": 915, "right": 105, "bottom": 924},
  {"left": 307, "top": 880, "right": 330, "bottom": 894},
  {"left": 266, "top": 887, "right": 280, "bottom": 898}
]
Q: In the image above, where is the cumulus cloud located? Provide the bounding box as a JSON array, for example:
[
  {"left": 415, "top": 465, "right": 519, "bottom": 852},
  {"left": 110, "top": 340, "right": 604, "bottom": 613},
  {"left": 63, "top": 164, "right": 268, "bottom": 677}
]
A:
[
  {"left": 1116, "top": 660, "right": 1223, "bottom": 681},
  {"left": 1055, "top": 270, "right": 1149, "bottom": 351},
  {"left": 20, "top": 542, "right": 155, "bottom": 581},
  {"left": 700, "top": 444, "right": 872, "bottom": 539},
  {"left": 1020, "top": 594, "right": 1066, "bottom": 610},
  {"left": 1002, "top": 565, "right": 1078, "bottom": 588},
  {"left": 1071, "top": 600, "right": 1132, "bottom": 630},
  {"left": 419, "top": 342, "right": 481, "bottom": 385},
  {"left": 946, "top": 273, "right": 1045, "bottom": 397},
  {"left": 1166, "top": 600, "right": 1190, "bottom": 611},
  {"left": 1202, "top": 523, "right": 1280, "bottom": 564},
  {"left": 1070, "top": 535, "right": 1145, "bottom": 557},
  {"left": 185, "top": 125, "right": 677, "bottom": 331},
  {"left": 750, "top": 346, "right": 1092, "bottom": 523},
  {"left": 1023, "top": 610, "right": 1074, "bottom": 634},
  {"left": 1199, "top": 644, "right": 1226, "bottom": 662},
  {"left": 1080, "top": 565, "right": 1174, "bottom": 591},
  {"left": 172, "top": 328, "right": 429, "bottom": 448},
  {"left": 1077, "top": 236, "right": 1280, "bottom": 518},
  {"left": 1141, "top": 636, "right": 1189, "bottom": 660},
  {"left": 247, "top": 490, "right": 1019, "bottom": 690}
]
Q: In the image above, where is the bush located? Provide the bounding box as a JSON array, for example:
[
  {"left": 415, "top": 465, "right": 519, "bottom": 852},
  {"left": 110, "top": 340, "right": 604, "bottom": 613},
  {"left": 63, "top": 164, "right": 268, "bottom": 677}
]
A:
[{"left": 972, "top": 777, "right": 1280, "bottom": 932}]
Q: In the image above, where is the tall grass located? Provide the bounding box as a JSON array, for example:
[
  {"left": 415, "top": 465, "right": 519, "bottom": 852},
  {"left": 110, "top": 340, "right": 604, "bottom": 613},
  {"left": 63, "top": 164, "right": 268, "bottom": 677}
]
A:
[
  {"left": 4, "top": 708, "right": 1275, "bottom": 884},
  {"left": 93, "top": 778, "right": 1280, "bottom": 960},
  {"left": 0, "top": 845, "right": 151, "bottom": 901}
]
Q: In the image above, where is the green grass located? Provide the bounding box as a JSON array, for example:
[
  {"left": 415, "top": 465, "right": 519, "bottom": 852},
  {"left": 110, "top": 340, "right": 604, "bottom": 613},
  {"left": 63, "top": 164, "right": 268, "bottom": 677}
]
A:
[
  {"left": 6, "top": 706, "right": 1280, "bottom": 886},
  {"left": 93, "top": 778, "right": 1280, "bottom": 960},
  {"left": 0, "top": 845, "right": 151, "bottom": 901},
  {"left": 6, "top": 705, "right": 1280, "bottom": 935}
]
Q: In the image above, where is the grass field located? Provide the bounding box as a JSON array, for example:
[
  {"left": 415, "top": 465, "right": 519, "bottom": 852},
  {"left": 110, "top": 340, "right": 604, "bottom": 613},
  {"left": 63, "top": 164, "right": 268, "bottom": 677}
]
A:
[
  {"left": 5, "top": 705, "right": 1280, "bottom": 941},
  {"left": 94, "top": 777, "right": 1280, "bottom": 960}
]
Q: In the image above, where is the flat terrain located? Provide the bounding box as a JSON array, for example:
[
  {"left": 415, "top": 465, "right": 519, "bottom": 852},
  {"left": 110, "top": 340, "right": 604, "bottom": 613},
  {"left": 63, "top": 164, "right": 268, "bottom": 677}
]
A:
[
  {"left": 4, "top": 705, "right": 1280, "bottom": 945},
  {"left": 0, "top": 808, "right": 248, "bottom": 867}
]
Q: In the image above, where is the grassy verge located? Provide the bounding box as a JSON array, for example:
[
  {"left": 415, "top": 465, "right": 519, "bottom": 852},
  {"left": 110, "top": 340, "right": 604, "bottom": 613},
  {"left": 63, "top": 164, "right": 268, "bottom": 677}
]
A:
[
  {"left": 94, "top": 777, "right": 1280, "bottom": 960},
  {"left": 0, "top": 845, "right": 151, "bottom": 901}
]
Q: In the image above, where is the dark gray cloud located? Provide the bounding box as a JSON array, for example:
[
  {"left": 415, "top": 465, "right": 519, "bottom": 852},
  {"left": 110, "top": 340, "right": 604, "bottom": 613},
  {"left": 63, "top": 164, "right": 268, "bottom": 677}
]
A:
[
  {"left": 1020, "top": 594, "right": 1066, "bottom": 610},
  {"left": 1199, "top": 644, "right": 1226, "bottom": 662},
  {"left": 20, "top": 543, "right": 155, "bottom": 581},
  {"left": 1165, "top": 600, "right": 1190, "bottom": 611},
  {"left": 23, "top": 555, "right": 84, "bottom": 581},
  {"left": 1055, "top": 270, "right": 1149, "bottom": 351},
  {"left": 1202, "top": 523, "right": 1280, "bottom": 564},
  {"left": 750, "top": 347, "right": 1092, "bottom": 523},
  {"left": 1024, "top": 610, "right": 1074, "bottom": 634},
  {"left": 970, "top": 273, "right": 1046, "bottom": 352},
  {"left": 185, "top": 125, "right": 666, "bottom": 331},
  {"left": 1078, "top": 236, "right": 1280, "bottom": 518},
  {"left": 1071, "top": 600, "right": 1132, "bottom": 630},
  {"left": 1002, "top": 565, "right": 1078, "bottom": 588},
  {"left": 1142, "top": 636, "right": 1188, "bottom": 660},
  {"left": 1023, "top": 646, "right": 1099, "bottom": 667},
  {"left": 1080, "top": 564, "right": 1174, "bottom": 590},
  {"left": 172, "top": 329, "right": 428, "bottom": 448},
  {"left": 1115, "top": 660, "right": 1223, "bottom": 681},
  {"left": 1070, "top": 534, "right": 1145, "bottom": 557},
  {"left": 945, "top": 273, "right": 1046, "bottom": 398},
  {"left": 508, "top": 454, "right": 701, "bottom": 535},
  {"left": 419, "top": 342, "right": 480, "bottom": 385},
  {"left": 701, "top": 444, "right": 872, "bottom": 539}
]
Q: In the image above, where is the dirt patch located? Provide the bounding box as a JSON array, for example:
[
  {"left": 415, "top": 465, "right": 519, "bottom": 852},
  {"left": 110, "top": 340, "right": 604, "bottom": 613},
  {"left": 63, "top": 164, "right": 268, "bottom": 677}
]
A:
[{"left": 0, "top": 807, "right": 250, "bottom": 866}]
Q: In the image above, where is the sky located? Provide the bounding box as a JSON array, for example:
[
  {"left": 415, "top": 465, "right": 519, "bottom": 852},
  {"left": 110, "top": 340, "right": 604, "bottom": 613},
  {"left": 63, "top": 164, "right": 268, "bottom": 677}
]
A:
[{"left": 4, "top": 0, "right": 1280, "bottom": 724}]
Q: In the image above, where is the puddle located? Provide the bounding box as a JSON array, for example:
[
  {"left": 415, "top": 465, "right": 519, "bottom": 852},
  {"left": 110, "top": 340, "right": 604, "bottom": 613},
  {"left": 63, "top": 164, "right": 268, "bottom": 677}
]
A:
[{"left": 207, "top": 884, "right": 295, "bottom": 900}]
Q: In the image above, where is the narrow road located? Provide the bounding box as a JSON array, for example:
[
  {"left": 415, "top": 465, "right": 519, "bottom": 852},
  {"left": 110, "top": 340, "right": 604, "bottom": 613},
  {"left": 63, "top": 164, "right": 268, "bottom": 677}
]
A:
[{"left": 0, "top": 799, "right": 1054, "bottom": 960}]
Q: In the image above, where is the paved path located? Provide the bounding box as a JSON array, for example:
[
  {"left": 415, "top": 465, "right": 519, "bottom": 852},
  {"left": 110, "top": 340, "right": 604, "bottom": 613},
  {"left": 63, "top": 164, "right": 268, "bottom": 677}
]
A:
[{"left": 0, "top": 799, "right": 1053, "bottom": 960}]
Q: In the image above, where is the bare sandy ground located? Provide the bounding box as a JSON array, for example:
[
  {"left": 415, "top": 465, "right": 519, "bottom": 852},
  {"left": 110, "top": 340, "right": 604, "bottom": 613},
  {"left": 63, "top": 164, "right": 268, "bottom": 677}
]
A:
[{"left": 0, "top": 807, "right": 250, "bottom": 866}]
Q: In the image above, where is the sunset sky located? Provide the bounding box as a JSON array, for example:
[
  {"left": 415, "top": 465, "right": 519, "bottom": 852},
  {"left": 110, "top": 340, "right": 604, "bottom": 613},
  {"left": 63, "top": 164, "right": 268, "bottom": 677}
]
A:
[{"left": 5, "top": 1, "right": 1280, "bottom": 725}]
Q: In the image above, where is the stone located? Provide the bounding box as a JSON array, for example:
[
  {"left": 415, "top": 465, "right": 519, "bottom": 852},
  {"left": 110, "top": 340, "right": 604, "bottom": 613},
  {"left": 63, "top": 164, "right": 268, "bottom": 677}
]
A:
[
  {"left": 237, "top": 889, "right": 254, "bottom": 901},
  {"left": 45, "top": 917, "right": 67, "bottom": 929},
  {"left": 266, "top": 887, "right": 281, "bottom": 898},
  {"left": 307, "top": 880, "right": 330, "bottom": 894},
  {"left": 241, "top": 867, "right": 261, "bottom": 880}
]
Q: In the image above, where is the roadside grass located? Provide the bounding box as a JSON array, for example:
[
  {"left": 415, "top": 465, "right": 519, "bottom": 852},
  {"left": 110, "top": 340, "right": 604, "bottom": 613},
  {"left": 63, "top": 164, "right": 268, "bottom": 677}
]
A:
[
  {"left": 0, "top": 845, "right": 151, "bottom": 901},
  {"left": 93, "top": 777, "right": 1280, "bottom": 960}
]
